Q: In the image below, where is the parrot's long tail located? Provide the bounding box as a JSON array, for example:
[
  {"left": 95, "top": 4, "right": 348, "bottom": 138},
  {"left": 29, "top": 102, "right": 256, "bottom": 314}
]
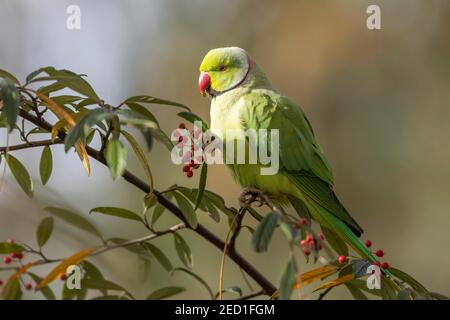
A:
[{"left": 309, "top": 201, "right": 393, "bottom": 277}]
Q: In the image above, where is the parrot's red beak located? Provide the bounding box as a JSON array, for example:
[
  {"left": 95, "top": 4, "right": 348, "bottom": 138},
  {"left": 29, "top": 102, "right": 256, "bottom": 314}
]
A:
[{"left": 198, "top": 72, "right": 211, "bottom": 96}]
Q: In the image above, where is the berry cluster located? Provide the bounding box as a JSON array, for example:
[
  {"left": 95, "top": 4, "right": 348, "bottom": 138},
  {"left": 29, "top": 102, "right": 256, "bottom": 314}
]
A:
[
  {"left": 1, "top": 238, "right": 33, "bottom": 291},
  {"left": 298, "top": 232, "right": 325, "bottom": 257},
  {"left": 2, "top": 239, "right": 24, "bottom": 265},
  {"left": 337, "top": 239, "right": 390, "bottom": 269},
  {"left": 175, "top": 123, "right": 206, "bottom": 178}
]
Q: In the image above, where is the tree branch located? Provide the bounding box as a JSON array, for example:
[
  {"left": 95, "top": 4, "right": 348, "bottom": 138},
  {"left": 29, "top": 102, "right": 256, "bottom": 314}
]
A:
[
  {"left": 0, "top": 139, "right": 62, "bottom": 152},
  {"left": 17, "top": 109, "right": 277, "bottom": 296}
]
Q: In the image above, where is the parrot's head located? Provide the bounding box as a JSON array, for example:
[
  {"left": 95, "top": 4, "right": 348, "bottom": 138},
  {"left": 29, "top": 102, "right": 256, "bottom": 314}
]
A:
[{"left": 198, "top": 47, "right": 252, "bottom": 97}]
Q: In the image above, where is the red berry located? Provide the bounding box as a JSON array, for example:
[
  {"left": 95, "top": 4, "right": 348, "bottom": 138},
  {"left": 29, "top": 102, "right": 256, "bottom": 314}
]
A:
[
  {"left": 300, "top": 239, "right": 308, "bottom": 246},
  {"left": 373, "top": 261, "right": 381, "bottom": 267},
  {"left": 11, "top": 252, "right": 23, "bottom": 260},
  {"left": 306, "top": 234, "right": 314, "bottom": 243},
  {"left": 317, "top": 243, "right": 322, "bottom": 250},
  {"left": 338, "top": 256, "right": 347, "bottom": 264},
  {"left": 178, "top": 123, "right": 186, "bottom": 129},
  {"left": 24, "top": 283, "right": 33, "bottom": 291},
  {"left": 298, "top": 218, "right": 307, "bottom": 226},
  {"left": 303, "top": 249, "right": 310, "bottom": 256},
  {"left": 375, "top": 249, "right": 384, "bottom": 257},
  {"left": 318, "top": 233, "right": 325, "bottom": 241},
  {"left": 186, "top": 171, "right": 193, "bottom": 178},
  {"left": 381, "top": 262, "right": 390, "bottom": 269},
  {"left": 3, "top": 256, "right": 12, "bottom": 264},
  {"left": 59, "top": 274, "right": 67, "bottom": 281},
  {"left": 365, "top": 240, "right": 372, "bottom": 248},
  {"left": 182, "top": 164, "right": 190, "bottom": 172},
  {"left": 0, "top": 280, "right": 3, "bottom": 286},
  {"left": 6, "top": 238, "right": 14, "bottom": 244}
]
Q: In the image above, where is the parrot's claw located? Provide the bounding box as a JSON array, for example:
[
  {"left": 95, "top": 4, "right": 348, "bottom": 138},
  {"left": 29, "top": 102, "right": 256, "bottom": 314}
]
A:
[{"left": 238, "top": 187, "right": 270, "bottom": 209}]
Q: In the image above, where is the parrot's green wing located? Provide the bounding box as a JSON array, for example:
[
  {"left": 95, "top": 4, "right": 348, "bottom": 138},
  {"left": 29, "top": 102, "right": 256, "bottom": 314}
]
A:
[{"left": 241, "top": 91, "right": 363, "bottom": 236}]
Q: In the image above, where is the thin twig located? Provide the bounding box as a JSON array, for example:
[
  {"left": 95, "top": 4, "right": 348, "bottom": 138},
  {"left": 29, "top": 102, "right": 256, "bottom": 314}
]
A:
[
  {"left": 0, "top": 139, "right": 62, "bottom": 152},
  {"left": 228, "top": 207, "right": 246, "bottom": 250},
  {"left": 219, "top": 213, "right": 240, "bottom": 300},
  {"left": 318, "top": 287, "right": 333, "bottom": 300},
  {"left": 0, "top": 223, "right": 186, "bottom": 272}
]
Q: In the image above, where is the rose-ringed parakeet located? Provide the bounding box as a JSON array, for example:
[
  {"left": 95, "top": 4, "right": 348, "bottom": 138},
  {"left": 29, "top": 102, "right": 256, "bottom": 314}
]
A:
[{"left": 198, "top": 46, "right": 379, "bottom": 264}]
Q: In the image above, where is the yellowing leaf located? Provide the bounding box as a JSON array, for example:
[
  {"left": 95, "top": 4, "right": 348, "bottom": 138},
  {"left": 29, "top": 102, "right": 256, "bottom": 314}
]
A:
[
  {"left": 121, "top": 130, "right": 153, "bottom": 191},
  {"left": 37, "top": 247, "right": 98, "bottom": 289},
  {"left": 35, "top": 91, "right": 91, "bottom": 175},
  {"left": 75, "top": 142, "right": 91, "bottom": 176},
  {"left": 296, "top": 265, "right": 339, "bottom": 287},
  {"left": 36, "top": 91, "right": 75, "bottom": 127},
  {"left": 8, "top": 262, "right": 35, "bottom": 281},
  {"left": 313, "top": 274, "right": 355, "bottom": 292},
  {"left": 51, "top": 119, "right": 67, "bottom": 141}
]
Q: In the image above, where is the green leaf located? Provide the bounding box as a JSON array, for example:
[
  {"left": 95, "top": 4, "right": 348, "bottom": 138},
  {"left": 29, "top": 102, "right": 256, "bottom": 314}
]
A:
[
  {"left": 345, "top": 282, "right": 369, "bottom": 300},
  {"left": 397, "top": 288, "right": 413, "bottom": 300},
  {"left": 105, "top": 139, "right": 127, "bottom": 180},
  {"left": 389, "top": 267, "right": 429, "bottom": 296},
  {"left": 50, "top": 95, "right": 83, "bottom": 106},
  {"left": 39, "top": 146, "right": 53, "bottom": 185},
  {"left": 91, "top": 295, "right": 130, "bottom": 300},
  {"left": 31, "top": 69, "right": 100, "bottom": 101},
  {"left": 173, "top": 191, "right": 198, "bottom": 229},
  {"left": 124, "top": 95, "right": 190, "bottom": 111},
  {"left": 25, "top": 66, "right": 52, "bottom": 84},
  {"left": 38, "top": 82, "right": 66, "bottom": 96},
  {"left": 82, "top": 260, "right": 104, "bottom": 280},
  {"left": 45, "top": 207, "right": 103, "bottom": 241},
  {"left": 173, "top": 233, "right": 193, "bottom": 268},
  {"left": 29, "top": 273, "right": 56, "bottom": 300},
  {"left": 247, "top": 207, "right": 263, "bottom": 221},
  {"left": 90, "top": 207, "right": 143, "bottom": 223},
  {"left": 143, "top": 243, "right": 173, "bottom": 272},
  {"left": 202, "top": 190, "right": 234, "bottom": 217},
  {"left": 429, "top": 292, "right": 449, "bottom": 300},
  {"left": 1, "top": 278, "right": 22, "bottom": 300},
  {"left": 36, "top": 217, "right": 54, "bottom": 248},
  {"left": 177, "top": 111, "right": 208, "bottom": 130},
  {"left": 0, "top": 69, "right": 20, "bottom": 85},
  {"left": 0, "top": 79, "right": 20, "bottom": 132},
  {"left": 6, "top": 154, "right": 34, "bottom": 198},
  {"left": 215, "top": 286, "right": 243, "bottom": 299},
  {"left": 171, "top": 267, "right": 214, "bottom": 299},
  {"left": 194, "top": 164, "right": 208, "bottom": 210},
  {"left": 81, "top": 278, "right": 130, "bottom": 295},
  {"left": 251, "top": 212, "right": 279, "bottom": 252},
  {"left": 121, "top": 130, "right": 154, "bottom": 189},
  {"left": 64, "top": 109, "right": 113, "bottom": 152},
  {"left": 279, "top": 260, "right": 296, "bottom": 300},
  {"left": 321, "top": 226, "right": 349, "bottom": 256},
  {"left": 146, "top": 286, "right": 186, "bottom": 300},
  {"left": 151, "top": 203, "right": 166, "bottom": 225},
  {"left": 286, "top": 194, "right": 311, "bottom": 222},
  {"left": 0, "top": 242, "right": 25, "bottom": 254}
]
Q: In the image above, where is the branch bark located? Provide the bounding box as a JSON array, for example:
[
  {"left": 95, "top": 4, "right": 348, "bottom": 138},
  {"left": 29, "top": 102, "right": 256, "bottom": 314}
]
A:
[
  {"left": 16, "top": 109, "right": 277, "bottom": 296},
  {"left": 0, "top": 139, "right": 62, "bottom": 152}
]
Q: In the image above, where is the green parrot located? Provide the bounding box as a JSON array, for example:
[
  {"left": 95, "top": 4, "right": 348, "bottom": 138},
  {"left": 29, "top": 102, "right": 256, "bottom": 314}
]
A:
[{"left": 198, "top": 46, "right": 378, "bottom": 263}]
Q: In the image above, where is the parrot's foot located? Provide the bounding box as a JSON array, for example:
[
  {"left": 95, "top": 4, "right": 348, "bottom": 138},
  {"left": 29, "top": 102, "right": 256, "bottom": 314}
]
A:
[{"left": 238, "top": 187, "right": 271, "bottom": 209}]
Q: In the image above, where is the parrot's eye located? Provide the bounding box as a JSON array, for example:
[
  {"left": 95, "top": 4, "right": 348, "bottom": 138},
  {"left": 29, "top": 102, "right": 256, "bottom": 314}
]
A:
[{"left": 217, "top": 65, "right": 226, "bottom": 72}]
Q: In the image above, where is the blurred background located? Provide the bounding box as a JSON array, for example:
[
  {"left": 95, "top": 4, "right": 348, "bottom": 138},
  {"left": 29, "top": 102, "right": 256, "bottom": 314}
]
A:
[{"left": 1, "top": 0, "right": 450, "bottom": 299}]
